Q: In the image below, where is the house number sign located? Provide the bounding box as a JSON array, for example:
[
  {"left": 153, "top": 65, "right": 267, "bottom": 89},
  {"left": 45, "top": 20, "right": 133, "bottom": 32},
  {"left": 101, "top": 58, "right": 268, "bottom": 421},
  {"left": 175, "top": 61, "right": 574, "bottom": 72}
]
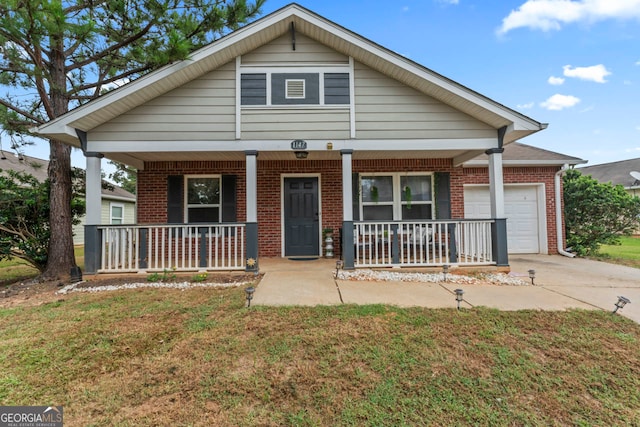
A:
[{"left": 291, "top": 139, "right": 307, "bottom": 150}]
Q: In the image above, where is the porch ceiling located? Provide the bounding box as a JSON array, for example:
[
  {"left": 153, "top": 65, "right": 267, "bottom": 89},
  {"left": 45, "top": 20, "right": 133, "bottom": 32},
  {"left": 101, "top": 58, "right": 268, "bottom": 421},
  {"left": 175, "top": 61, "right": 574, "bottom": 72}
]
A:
[{"left": 104, "top": 149, "right": 477, "bottom": 167}]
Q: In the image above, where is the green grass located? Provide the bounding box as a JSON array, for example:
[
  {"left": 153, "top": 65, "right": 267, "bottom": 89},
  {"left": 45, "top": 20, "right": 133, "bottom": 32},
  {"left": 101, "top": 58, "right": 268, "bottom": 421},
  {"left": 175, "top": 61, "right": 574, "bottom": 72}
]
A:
[
  {"left": 597, "top": 236, "right": 640, "bottom": 268},
  {"left": 0, "top": 246, "right": 85, "bottom": 284},
  {"left": 1, "top": 287, "right": 639, "bottom": 426}
]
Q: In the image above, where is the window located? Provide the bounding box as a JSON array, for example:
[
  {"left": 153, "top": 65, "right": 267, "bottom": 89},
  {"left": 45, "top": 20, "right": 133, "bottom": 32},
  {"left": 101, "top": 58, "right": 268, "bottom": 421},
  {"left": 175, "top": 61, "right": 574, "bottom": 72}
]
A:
[
  {"left": 185, "top": 176, "right": 221, "bottom": 223},
  {"left": 110, "top": 203, "right": 124, "bottom": 224},
  {"left": 360, "top": 174, "right": 433, "bottom": 221},
  {"left": 240, "top": 71, "right": 350, "bottom": 106}
]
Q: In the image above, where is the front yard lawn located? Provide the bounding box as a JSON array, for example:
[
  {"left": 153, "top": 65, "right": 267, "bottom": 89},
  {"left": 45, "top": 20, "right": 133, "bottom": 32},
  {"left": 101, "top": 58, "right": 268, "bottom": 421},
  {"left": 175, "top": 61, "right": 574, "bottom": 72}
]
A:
[
  {"left": 597, "top": 236, "right": 640, "bottom": 268},
  {"left": 1, "top": 286, "right": 639, "bottom": 426}
]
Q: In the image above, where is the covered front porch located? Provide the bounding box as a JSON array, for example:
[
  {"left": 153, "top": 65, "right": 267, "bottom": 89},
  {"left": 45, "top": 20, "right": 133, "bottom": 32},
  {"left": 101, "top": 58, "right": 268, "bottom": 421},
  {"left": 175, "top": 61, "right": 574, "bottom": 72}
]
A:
[{"left": 81, "top": 141, "right": 511, "bottom": 275}]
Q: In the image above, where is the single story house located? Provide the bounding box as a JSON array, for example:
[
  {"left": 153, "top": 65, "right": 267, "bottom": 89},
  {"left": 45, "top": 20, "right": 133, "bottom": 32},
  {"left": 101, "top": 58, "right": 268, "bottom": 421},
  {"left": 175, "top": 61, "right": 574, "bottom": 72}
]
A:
[
  {"left": 0, "top": 152, "right": 136, "bottom": 244},
  {"left": 33, "top": 3, "right": 583, "bottom": 274},
  {"left": 578, "top": 158, "right": 640, "bottom": 197}
]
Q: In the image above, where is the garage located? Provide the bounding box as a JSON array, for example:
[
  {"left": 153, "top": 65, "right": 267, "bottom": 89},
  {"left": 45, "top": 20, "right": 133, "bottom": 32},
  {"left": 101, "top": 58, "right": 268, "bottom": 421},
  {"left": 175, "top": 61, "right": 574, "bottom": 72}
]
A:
[{"left": 464, "top": 185, "right": 545, "bottom": 254}]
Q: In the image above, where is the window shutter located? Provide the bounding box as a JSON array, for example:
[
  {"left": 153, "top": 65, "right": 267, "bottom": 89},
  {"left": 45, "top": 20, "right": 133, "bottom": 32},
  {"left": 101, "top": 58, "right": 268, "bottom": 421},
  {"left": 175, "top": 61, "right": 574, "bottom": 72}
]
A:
[
  {"left": 324, "top": 73, "right": 350, "bottom": 104},
  {"left": 241, "top": 73, "right": 267, "bottom": 105},
  {"left": 221, "top": 175, "right": 237, "bottom": 223},
  {"left": 435, "top": 172, "right": 451, "bottom": 219},
  {"left": 167, "top": 175, "right": 184, "bottom": 223},
  {"left": 352, "top": 173, "right": 360, "bottom": 221}
]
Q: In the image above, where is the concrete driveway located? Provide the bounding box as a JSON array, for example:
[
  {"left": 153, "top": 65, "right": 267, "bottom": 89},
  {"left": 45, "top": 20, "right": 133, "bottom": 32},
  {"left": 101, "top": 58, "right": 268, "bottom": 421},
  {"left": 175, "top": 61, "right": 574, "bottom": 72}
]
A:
[{"left": 254, "top": 256, "right": 640, "bottom": 323}]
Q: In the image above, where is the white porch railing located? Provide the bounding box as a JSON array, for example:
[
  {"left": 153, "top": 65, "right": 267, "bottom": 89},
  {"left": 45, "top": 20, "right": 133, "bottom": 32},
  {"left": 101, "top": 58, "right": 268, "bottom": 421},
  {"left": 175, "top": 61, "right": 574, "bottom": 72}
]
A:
[
  {"left": 354, "top": 220, "right": 494, "bottom": 268},
  {"left": 97, "top": 224, "right": 246, "bottom": 273}
]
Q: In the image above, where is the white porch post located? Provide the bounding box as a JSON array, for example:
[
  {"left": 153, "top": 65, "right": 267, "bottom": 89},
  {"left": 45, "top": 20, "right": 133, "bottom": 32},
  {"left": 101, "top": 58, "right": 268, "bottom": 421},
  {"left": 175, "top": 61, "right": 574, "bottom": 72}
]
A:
[
  {"left": 84, "top": 153, "right": 103, "bottom": 274},
  {"left": 86, "top": 155, "right": 102, "bottom": 225},
  {"left": 487, "top": 148, "right": 505, "bottom": 219},
  {"left": 245, "top": 150, "right": 259, "bottom": 271},
  {"left": 341, "top": 149, "right": 355, "bottom": 269},
  {"left": 486, "top": 147, "right": 508, "bottom": 266}
]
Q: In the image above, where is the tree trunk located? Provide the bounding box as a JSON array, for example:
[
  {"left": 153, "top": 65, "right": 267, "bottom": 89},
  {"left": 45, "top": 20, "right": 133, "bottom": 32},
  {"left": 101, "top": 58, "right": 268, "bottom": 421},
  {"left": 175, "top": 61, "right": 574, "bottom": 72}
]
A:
[{"left": 42, "top": 139, "right": 76, "bottom": 281}]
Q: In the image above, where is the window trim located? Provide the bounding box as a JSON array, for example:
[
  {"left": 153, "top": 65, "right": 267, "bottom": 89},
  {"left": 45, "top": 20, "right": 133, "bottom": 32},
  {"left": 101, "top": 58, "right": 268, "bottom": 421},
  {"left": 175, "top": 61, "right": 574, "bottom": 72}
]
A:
[
  {"left": 238, "top": 65, "right": 351, "bottom": 108},
  {"left": 184, "top": 174, "right": 222, "bottom": 223},
  {"left": 110, "top": 202, "right": 125, "bottom": 224},
  {"left": 359, "top": 172, "right": 434, "bottom": 221}
]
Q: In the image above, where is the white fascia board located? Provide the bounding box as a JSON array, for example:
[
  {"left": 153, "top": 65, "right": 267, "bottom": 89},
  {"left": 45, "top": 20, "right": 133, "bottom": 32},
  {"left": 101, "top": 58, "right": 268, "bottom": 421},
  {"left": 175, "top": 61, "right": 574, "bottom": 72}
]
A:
[{"left": 89, "top": 138, "right": 498, "bottom": 153}]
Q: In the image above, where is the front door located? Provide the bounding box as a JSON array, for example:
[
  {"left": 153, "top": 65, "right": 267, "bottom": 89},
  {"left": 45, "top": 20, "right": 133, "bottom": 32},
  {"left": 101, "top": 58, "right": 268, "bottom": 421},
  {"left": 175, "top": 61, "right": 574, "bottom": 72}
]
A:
[{"left": 284, "top": 177, "right": 319, "bottom": 257}]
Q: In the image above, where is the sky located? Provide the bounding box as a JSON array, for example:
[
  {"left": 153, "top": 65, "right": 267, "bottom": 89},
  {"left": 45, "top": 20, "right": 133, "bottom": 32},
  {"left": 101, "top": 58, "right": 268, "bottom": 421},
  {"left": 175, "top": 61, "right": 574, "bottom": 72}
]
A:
[{"left": 12, "top": 0, "right": 640, "bottom": 170}]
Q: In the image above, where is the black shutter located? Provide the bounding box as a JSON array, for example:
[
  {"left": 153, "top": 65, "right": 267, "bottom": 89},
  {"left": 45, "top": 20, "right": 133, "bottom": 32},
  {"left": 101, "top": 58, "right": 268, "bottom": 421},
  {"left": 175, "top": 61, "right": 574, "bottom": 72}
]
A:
[
  {"left": 167, "top": 175, "right": 184, "bottom": 223},
  {"left": 352, "top": 173, "right": 360, "bottom": 221},
  {"left": 435, "top": 172, "right": 451, "bottom": 219},
  {"left": 221, "top": 175, "right": 237, "bottom": 223}
]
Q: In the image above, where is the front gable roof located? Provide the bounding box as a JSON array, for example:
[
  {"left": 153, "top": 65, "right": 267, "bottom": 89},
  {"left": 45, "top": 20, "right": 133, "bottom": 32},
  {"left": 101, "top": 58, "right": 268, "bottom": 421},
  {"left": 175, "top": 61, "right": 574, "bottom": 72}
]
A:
[{"left": 34, "top": 3, "right": 546, "bottom": 146}]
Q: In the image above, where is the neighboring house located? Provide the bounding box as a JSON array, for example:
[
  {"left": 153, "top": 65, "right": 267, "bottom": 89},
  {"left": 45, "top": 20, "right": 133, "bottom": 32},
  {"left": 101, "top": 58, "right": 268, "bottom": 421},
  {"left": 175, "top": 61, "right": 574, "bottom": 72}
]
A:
[
  {"left": 33, "top": 4, "right": 582, "bottom": 274},
  {"left": 0, "top": 152, "right": 136, "bottom": 244},
  {"left": 578, "top": 158, "right": 640, "bottom": 197}
]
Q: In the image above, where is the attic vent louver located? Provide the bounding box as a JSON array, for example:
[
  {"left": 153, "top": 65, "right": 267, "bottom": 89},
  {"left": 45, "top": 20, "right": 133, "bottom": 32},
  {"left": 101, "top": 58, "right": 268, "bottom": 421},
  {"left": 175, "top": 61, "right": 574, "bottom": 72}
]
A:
[{"left": 285, "top": 79, "right": 305, "bottom": 99}]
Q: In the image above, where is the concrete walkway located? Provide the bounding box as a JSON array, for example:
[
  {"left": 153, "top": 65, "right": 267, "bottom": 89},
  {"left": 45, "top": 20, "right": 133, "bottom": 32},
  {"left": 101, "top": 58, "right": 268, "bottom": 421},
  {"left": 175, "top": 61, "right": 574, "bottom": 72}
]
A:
[{"left": 253, "top": 255, "right": 640, "bottom": 323}]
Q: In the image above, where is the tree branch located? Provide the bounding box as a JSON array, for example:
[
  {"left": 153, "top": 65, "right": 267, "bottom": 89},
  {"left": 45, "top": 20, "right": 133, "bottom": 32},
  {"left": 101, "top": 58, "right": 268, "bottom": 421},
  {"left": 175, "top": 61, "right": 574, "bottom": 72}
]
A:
[
  {"left": 66, "top": 20, "right": 156, "bottom": 72},
  {"left": 71, "top": 64, "right": 151, "bottom": 94},
  {"left": 0, "top": 98, "right": 44, "bottom": 125}
]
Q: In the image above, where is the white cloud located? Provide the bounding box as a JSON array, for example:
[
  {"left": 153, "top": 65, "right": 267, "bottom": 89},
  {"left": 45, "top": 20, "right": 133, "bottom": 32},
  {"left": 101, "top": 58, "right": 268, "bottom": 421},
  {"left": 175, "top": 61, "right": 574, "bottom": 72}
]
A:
[
  {"left": 497, "top": 0, "right": 640, "bottom": 35},
  {"left": 635, "top": 60, "right": 640, "bottom": 66},
  {"left": 540, "top": 94, "right": 581, "bottom": 110},
  {"left": 402, "top": 6, "right": 409, "bottom": 12},
  {"left": 563, "top": 64, "right": 611, "bottom": 83},
  {"left": 548, "top": 76, "right": 565, "bottom": 85},
  {"left": 517, "top": 102, "right": 535, "bottom": 109},
  {"left": 100, "top": 78, "right": 131, "bottom": 92},
  {"left": 436, "top": 0, "right": 459, "bottom": 4}
]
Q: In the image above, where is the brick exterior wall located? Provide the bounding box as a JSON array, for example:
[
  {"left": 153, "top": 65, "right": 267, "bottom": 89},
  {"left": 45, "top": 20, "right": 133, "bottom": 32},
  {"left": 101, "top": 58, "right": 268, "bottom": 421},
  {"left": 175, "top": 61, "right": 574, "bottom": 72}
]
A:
[{"left": 136, "top": 159, "right": 564, "bottom": 257}]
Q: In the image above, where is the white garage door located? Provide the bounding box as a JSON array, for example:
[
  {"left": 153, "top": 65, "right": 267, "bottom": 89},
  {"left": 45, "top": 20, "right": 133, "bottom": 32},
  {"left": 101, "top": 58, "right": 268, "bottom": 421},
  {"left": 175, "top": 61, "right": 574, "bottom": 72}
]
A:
[{"left": 464, "top": 186, "right": 540, "bottom": 253}]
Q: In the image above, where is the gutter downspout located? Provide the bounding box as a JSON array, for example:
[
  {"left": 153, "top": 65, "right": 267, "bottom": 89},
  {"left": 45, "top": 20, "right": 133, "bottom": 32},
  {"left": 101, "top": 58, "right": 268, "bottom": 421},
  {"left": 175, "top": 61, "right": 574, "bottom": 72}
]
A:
[{"left": 555, "top": 165, "right": 575, "bottom": 258}]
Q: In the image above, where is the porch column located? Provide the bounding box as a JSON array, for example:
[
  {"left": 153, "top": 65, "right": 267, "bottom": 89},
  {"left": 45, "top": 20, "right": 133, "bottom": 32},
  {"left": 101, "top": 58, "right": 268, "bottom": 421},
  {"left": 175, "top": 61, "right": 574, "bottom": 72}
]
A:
[
  {"left": 486, "top": 147, "right": 508, "bottom": 266},
  {"left": 245, "top": 150, "right": 259, "bottom": 272},
  {"left": 341, "top": 149, "right": 355, "bottom": 270},
  {"left": 84, "top": 153, "right": 103, "bottom": 274}
]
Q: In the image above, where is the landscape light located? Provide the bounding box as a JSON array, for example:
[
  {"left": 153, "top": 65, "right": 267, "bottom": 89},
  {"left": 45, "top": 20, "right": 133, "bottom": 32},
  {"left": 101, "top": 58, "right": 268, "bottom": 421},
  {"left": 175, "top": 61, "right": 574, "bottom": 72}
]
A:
[
  {"left": 442, "top": 264, "right": 450, "bottom": 282},
  {"left": 335, "top": 260, "right": 343, "bottom": 278},
  {"left": 613, "top": 296, "right": 631, "bottom": 314},
  {"left": 454, "top": 288, "right": 464, "bottom": 310},
  {"left": 528, "top": 269, "right": 536, "bottom": 285},
  {"left": 245, "top": 286, "right": 255, "bottom": 308}
]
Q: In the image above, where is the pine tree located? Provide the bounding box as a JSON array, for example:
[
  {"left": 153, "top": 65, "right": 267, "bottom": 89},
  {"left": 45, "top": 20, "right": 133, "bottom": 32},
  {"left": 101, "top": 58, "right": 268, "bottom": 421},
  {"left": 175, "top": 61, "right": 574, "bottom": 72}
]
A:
[{"left": 0, "top": 0, "right": 264, "bottom": 279}]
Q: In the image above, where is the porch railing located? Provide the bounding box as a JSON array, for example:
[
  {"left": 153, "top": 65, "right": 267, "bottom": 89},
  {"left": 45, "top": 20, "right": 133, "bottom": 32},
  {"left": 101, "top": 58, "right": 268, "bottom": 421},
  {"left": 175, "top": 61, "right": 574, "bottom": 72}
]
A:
[
  {"left": 354, "top": 220, "right": 494, "bottom": 268},
  {"left": 97, "top": 224, "right": 246, "bottom": 273}
]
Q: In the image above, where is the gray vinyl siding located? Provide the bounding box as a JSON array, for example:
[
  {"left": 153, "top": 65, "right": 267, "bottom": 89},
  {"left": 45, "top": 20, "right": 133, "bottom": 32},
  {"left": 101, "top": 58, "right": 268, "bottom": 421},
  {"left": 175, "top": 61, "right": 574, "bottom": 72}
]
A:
[
  {"left": 241, "top": 33, "right": 349, "bottom": 65},
  {"left": 91, "top": 61, "right": 236, "bottom": 141},
  {"left": 354, "top": 62, "right": 496, "bottom": 139},
  {"left": 241, "top": 109, "right": 350, "bottom": 139}
]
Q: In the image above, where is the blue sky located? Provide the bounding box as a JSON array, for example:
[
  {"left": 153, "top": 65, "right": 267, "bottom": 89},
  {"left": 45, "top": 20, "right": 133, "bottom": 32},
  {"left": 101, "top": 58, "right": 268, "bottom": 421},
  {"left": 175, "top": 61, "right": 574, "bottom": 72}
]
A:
[{"left": 18, "top": 0, "right": 640, "bottom": 169}]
